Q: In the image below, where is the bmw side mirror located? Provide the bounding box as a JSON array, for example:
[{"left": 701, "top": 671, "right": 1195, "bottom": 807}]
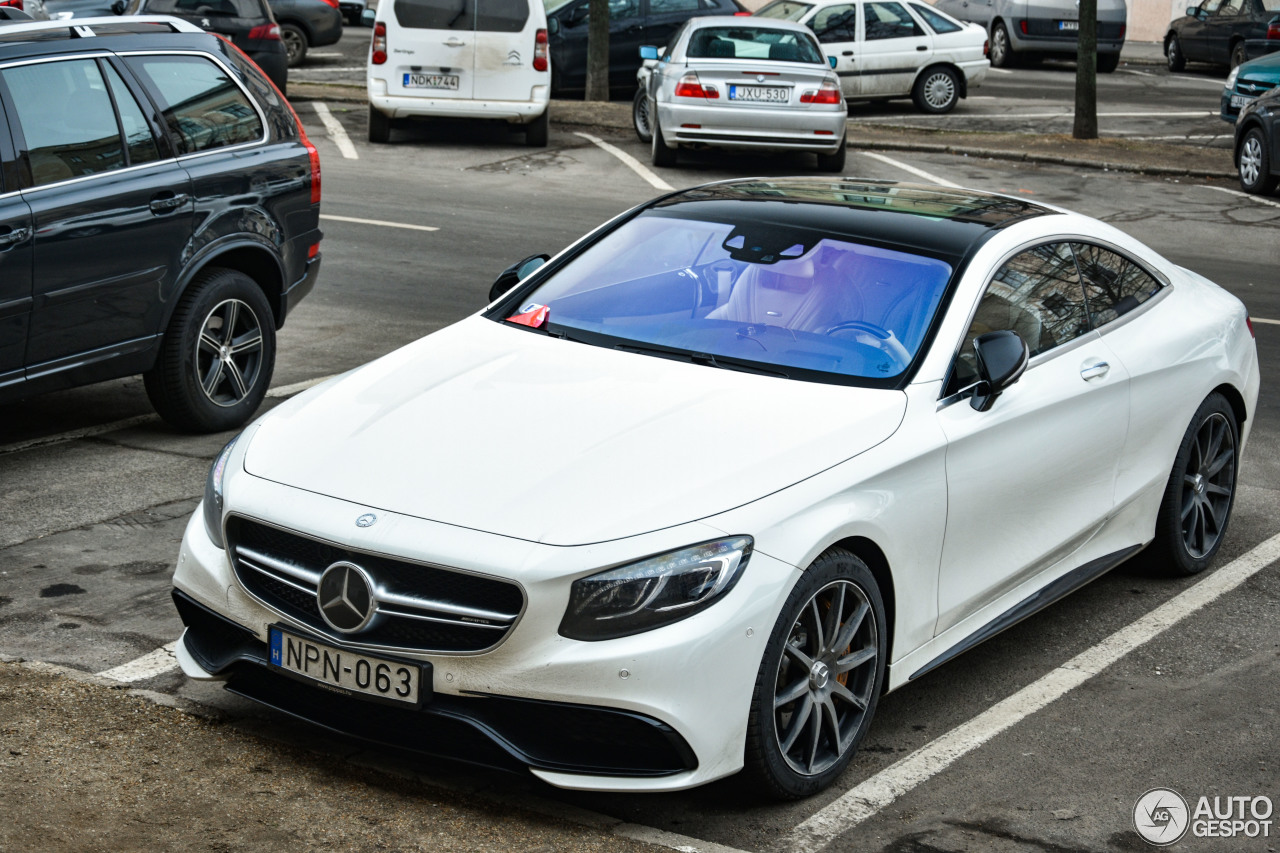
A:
[
  {"left": 548, "top": 16, "right": 560, "bottom": 34},
  {"left": 970, "top": 330, "right": 1029, "bottom": 412},
  {"left": 489, "top": 254, "right": 550, "bottom": 303},
  {"left": 639, "top": 44, "right": 659, "bottom": 59},
  {"left": 828, "top": 55, "right": 837, "bottom": 68}
]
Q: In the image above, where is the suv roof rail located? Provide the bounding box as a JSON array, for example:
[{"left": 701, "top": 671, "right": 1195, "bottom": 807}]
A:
[{"left": 0, "top": 15, "right": 205, "bottom": 42}]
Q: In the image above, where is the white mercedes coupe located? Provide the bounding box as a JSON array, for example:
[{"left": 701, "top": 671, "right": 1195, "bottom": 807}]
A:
[{"left": 171, "top": 180, "right": 1259, "bottom": 799}]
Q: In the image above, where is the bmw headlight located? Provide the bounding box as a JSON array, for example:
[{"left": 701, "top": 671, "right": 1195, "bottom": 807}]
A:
[
  {"left": 559, "top": 537, "right": 753, "bottom": 641},
  {"left": 1225, "top": 66, "right": 1239, "bottom": 91},
  {"left": 203, "top": 437, "right": 238, "bottom": 550}
]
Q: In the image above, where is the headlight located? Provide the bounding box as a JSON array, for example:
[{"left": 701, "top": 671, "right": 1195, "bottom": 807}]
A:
[
  {"left": 1225, "top": 67, "right": 1239, "bottom": 91},
  {"left": 203, "top": 437, "right": 238, "bottom": 550},
  {"left": 559, "top": 537, "right": 752, "bottom": 641}
]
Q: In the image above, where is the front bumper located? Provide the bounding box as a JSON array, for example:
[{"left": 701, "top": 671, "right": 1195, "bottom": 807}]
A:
[
  {"left": 656, "top": 99, "right": 847, "bottom": 154},
  {"left": 368, "top": 87, "right": 550, "bottom": 123},
  {"left": 171, "top": 469, "right": 798, "bottom": 791}
]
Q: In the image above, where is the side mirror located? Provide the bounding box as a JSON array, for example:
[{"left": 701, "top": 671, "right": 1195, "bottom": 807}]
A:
[
  {"left": 111, "top": 0, "right": 124, "bottom": 13},
  {"left": 1185, "top": 5, "right": 1195, "bottom": 14},
  {"left": 489, "top": 254, "right": 550, "bottom": 303},
  {"left": 361, "top": 7, "right": 375, "bottom": 25},
  {"left": 828, "top": 55, "right": 837, "bottom": 68},
  {"left": 639, "top": 44, "right": 659, "bottom": 60},
  {"left": 969, "top": 330, "right": 1029, "bottom": 412},
  {"left": 548, "top": 15, "right": 560, "bottom": 34}
]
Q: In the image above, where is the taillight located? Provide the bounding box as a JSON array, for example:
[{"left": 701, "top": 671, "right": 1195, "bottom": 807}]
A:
[
  {"left": 372, "top": 21, "right": 387, "bottom": 65},
  {"left": 318, "top": 0, "right": 339, "bottom": 7},
  {"left": 1019, "top": 19, "right": 1028, "bottom": 34},
  {"left": 306, "top": 138, "right": 321, "bottom": 204},
  {"left": 733, "top": 9, "right": 751, "bottom": 14},
  {"left": 983, "top": 38, "right": 989, "bottom": 56},
  {"left": 800, "top": 82, "right": 842, "bottom": 105},
  {"left": 534, "top": 27, "right": 548, "bottom": 71},
  {"left": 1118, "top": 24, "right": 1126, "bottom": 39},
  {"left": 247, "top": 23, "right": 280, "bottom": 40},
  {"left": 675, "top": 73, "right": 719, "bottom": 99},
  {"left": 1268, "top": 21, "right": 1280, "bottom": 39},
  {"left": 1247, "top": 317, "right": 1256, "bottom": 338},
  {"left": 0, "top": 0, "right": 24, "bottom": 9}
]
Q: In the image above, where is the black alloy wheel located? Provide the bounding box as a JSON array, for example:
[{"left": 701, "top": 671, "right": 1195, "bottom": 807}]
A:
[
  {"left": 280, "top": 23, "right": 308, "bottom": 66},
  {"left": 1148, "top": 392, "right": 1238, "bottom": 575},
  {"left": 744, "top": 549, "right": 886, "bottom": 799}
]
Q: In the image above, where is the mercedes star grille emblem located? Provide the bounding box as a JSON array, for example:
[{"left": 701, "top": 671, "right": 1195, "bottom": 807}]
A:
[
  {"left": 317, "top": 561, "right": 376, "bottom": 633},
  {"left": 356, "top": 512, "right": 377, "bottom": 528}
]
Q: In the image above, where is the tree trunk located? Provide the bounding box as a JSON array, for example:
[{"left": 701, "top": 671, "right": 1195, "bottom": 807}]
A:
[
  {"left": 585, "top": 0, "right": 610, "bottom": 102},
  {"left": 1073, "top": 0, "right": 1098, "bottom": 139}
]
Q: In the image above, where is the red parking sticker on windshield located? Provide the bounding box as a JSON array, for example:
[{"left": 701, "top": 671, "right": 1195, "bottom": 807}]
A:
[{"left": 508, "top": 303, "right": 550, "bottom": 328}]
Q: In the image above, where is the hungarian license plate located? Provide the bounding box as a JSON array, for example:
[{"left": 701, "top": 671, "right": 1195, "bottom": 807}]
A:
[
  {"left": 404, "top": 73, "right": 459, "bottom": 90},
  {"left": 1058, "top": 19, "right": 1078, "bottom": 30},
  {"left": 1231, "top": 93, "right": 1255, "bottom": 108},
  {"left": 729, "top": 85, "right": 789, "bottom": 103},
  {"left": 269, "top": 626, "right": 426, "bottom": 707}
]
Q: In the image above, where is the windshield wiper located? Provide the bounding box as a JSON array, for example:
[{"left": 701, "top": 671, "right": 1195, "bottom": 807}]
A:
[{"left": 613, "top": 342, "right": 790, "bottom": 379}]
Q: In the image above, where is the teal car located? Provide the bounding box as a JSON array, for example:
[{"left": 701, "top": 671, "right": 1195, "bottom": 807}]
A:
[{"left": 1222, "top": 49, "right": 1280, "bottom": 121}]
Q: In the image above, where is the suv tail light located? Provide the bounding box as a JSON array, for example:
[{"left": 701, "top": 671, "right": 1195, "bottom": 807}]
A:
[
  {"left": 675, "top": 73, "right": 719, "bottom": 99},
  {"left": 247, "top": 23, "right": 280, "bottom": 40},
  {"left": 534, "top": 27, "right": 548, "bottom": 71},
  {"left": 800, "top": 81, "right": 842, "bottom": 104},
  {"left": 372, "top": 22, "right": 387, "bottom": 64}
]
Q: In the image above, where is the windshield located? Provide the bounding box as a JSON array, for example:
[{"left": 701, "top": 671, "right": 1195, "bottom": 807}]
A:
[
  {"left": 755, "top": 0, "right": 813, "bottom": 20},
  {"left": 687, "top": 25, "right": 825, "bottom": 61},
  {"left": 505, "top": 212, "right": 953, "bottom": 384}
]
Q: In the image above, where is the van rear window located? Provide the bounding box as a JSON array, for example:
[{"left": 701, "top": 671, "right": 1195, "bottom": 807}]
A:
[{"left": 393, "top": 0, "right": 529, "bottom": 31}]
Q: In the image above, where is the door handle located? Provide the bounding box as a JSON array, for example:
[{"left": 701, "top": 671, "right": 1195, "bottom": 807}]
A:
[
  {"left": 0, "top": 225, "right": 31, "bottom": 248},
  {"left": 1080, "top": 361, "right": 1110, "bottom": 381},
  {"left": 149, "top": 193, "right": 190, "bottom": 214},
  {"left": 842, "top": 49, "right": 854, "bottom": 55},
  {"left": 916, "top": 44, "right": 927, "bottom": 50},
  {"left": 444, "top": 37, "right": 466, "bottom": 46}
]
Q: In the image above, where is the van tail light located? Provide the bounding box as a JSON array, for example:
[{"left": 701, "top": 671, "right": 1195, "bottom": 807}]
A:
[
  {"left": 675, "top": 73, "right": 719, "bottom": 99},
  {"left": 372, "top": 21, "right": 387, "bottom": 65},
  {"left": 800, "top": 81, "right": 842, "bottom": 104},
  {"left": 0, "top": 0, "right": 24, "bottom": 10},
  {"left": 534, "top": 27, "right": 549, "bottom": 71},
  {"left": 247, "top": 23, "right": 280, "bottom": 40},
  {"left": 1019, "top": 19, "right": 1027, "bottom": 34},
  {"left": 1268, "top": 21, "right": 1280, "bottom": 39},
  {"left": 1247, "top": 317, "right": 1256, "bottom": 338}
]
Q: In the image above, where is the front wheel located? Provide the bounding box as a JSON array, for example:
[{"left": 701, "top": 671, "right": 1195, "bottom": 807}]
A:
[
  {"left": 144, "top": 268, "right": 276, "bottom": 433},
  {"left": 1147, "top": 393, "right": 1239, "bottom": 576},
  {"left": 743, "top": 549, "right": 886, "bottom": 799},
  {"left": 280, "top": 23, "right": 308, "bottom": 67},
  {"left": 633, "top": 88, "right": 653, "bottom": 143},
  {"left": 1238, "top": 127, "right": 1278, "bottom": 195},
  {"left": 912, "top": 66, "right": 959, "bottom": 113},
  {"left": 1167, "top": 34, "right": 1186, "bottom": 72}
]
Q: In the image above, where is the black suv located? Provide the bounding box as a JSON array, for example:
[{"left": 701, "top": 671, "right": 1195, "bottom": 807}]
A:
[{"left": 0, "top": 16, "right": 322, "bottom": 432}]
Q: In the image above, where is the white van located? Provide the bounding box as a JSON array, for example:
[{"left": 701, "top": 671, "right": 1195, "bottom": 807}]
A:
[{"left": 367, "top": 0, "right": 551, "bottom": 145}]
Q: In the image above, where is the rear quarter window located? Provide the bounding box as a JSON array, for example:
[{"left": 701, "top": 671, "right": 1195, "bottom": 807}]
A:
[
  {"left": 394, "top": 0, "right": 529, "bottom": 30},
  {"left": 123, "top": 54, "right": 264, "bottom": 155}
]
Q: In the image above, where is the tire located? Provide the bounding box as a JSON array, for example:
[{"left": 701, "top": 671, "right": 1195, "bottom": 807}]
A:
[
  {"left": 912, "top": 66, "right": 959, "bottom": 113},
  {"left": 525, "top": 107, "right": 549, "bottom": 147},
  {"left": 1230, "top": 41, "right": 1247, "bottom": 70},
  {"left": 1238, "top": 127, "right": 1278, "bottom": 194},
  {"left": 144, "top": 268, "right": 276, "bottom": 433},
  {"left": 369, "top": 105, "right": 392, "bottom": 143},
  {"left": 1097, "top": 52, "right": 1120, "bottom": 73},
  {"left": 1146, "top": 393, "right": 1239, "bottom": 576},
  {"left": 1167, "top": 34, "right": 1186, "bottom": 72},
  {"left": 651, "top": 118, "right": 677, "bottom": 167},
  {"left": 815, "top": 131, "right": 847, "bottom": 172},
  {"left": 632, "top": 88, "right": 653, "bottom": 143},
  {"left": 990, "top": 21, "right": 1013, "bottom": 68},
  {"left": 742, "top": 548, "right": 887, "bottom": 800},
  {"left": 280, "top": 23, "right": 308, "bottom": 67}
]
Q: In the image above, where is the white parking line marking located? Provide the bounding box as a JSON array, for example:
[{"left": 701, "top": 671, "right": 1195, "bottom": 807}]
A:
[
  {"left": 987, "top": 67, "right": 1013, "bottom": 74},
  {"left": 306, "top": 51, "right": 344, "bottom": 57},
  {"left": 1253, "top": 317, "right": 1280, "bottom": 325},
  {"left": 292, "top": 65, "right": 366, "bottom": 72},
  {"left": 905, "top": 110, "right": 1218, "bottom": 119},
  {"left": 1121, "top": 68, "right": 1154, "bottom": 77},
  {"left": 1126, "top": 134, "right": 1230, "bottom": 141},
  {"left": 97, "top": 642, "right": 179, "bottom": 683},
  {"left": 786, "top": 531, "right": 1280, "bottom": 852},
  {"left": 266, "top": 373, "right": 341, "bottom": 398},
  {"left": 574, "top": 131, "right": 675, "bottom": 192},
  {"left": 860, "top": 152, "right": 961, "bottom": 188},
  {"left": 1198, "top": 183, "right": 1280, "bottom": 209},
  {"left": 320, "top": 214, "right": 440, "bottom": 231},
  {"left": 310, "top": 101, "right": 359, "bottom": 160}
]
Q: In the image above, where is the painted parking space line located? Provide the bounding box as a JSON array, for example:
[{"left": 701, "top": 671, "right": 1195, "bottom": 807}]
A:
[
  {"left": 320, "top": 213, "right": 440, "bottom": 231},
  {"left": 785, "top": 531, "right": 1280, "bottom": 852},
  {"left": 1198, "top": 183, "right": 1280, "bottom": 210},
  {"left": 97, "top": 642, "right": 178, "bottom": 683},
  {"left": 574, "top": 131, "right": 675, "bottom": 192},
  {"left": 987, "top": 67, "right": 1013, "bottom": 74},
  {"left": 1253, "top": 317, "right": 1280, "bottom": 325},
  {"left": 310, "top": 101, "right": 359, "bottom": 160},
  {"left": 904, "top": 110, "right": 1218, "bottom": 120},
  {"left": 293, "top": 66, "right": 366, "bottom": 73},
  {"left": 860, "top": 152, "right": 961, "bottom": 188}
]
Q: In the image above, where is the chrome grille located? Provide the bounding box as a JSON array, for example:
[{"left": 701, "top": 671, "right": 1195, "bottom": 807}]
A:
[{"left": 227, "top": 516, "right": 524, "bottom": 653}]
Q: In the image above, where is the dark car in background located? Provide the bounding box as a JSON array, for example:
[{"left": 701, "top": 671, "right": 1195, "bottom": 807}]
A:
[
  {"left": 1165, "top": 0, "right": 1280, "bottom": 73},
  {"left": 1221, "top": 48, "right": 1280, "bottom": 119},
  {"left": 0, "top": 16, "right": 322, "bottom": 432},
  {"left": 547, "top": 0, "right": 746, "bottom": 95},
  {"left": 933, "top": 0, "right": 1126, "bottom": 71},
  {"left": 265, "top": 0, "right": 342, "bottom": 65},
  {"left": 125, "top": 0, "right": 288, "bottom": 88},
  {"left": 1235, "top": 83, "right": 1280, "bottom": 194}
]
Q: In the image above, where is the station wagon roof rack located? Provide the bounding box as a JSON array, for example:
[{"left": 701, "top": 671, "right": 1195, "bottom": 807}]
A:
[{"left": 0, "top": 15, "right": 204, "bottom": 43}]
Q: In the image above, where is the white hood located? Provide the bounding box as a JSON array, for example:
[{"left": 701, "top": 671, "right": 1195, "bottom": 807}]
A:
[{"left": 245, "top": 317, "right": 906, "bottom": 546}]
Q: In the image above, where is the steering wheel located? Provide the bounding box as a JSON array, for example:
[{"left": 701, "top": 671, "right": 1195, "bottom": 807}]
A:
[{"left": 825, "top": 321, "right": 911, "bottom": 370}]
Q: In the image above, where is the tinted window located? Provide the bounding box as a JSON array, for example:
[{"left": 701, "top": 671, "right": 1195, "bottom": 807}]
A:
[
  {"left": 124, "top": 55, "right": 262, "bottom": 155},
  {"left": 754, "top": 0, "right": 812, "bottom": 19},
  {"left": 394, "top": 0, "right": 529, "bottom": 29},
  {"left": 812, "top": 4, "right": 857, "bottom": 42},
  {"left": 104, "top": 63, "right": 160, "bottom": 166},
  {"left": 476, "top": 0, "right": 530, "bottom": 31},
  {"left": 687, "top": 26, "right": 825, "bottom": 62},
  {"left": 865, "top": 1, "right": 924, "bottom": 39},
  {"left": 1217, "top": 0, "right": 1241, "bottom": 14},
  {"left": 911, "top": 3, "right": 961, "bottom": 33},
  {"left": 1071, "top": 243, "right": 1162, "bottom": 328},
  {"left": 3, "top": 59, "right": 126, "bottom": 187},
  {"left": 140, "top": 0, "right": 267, "bottom": 17},
  {"left": 651, "top": 0, "right": 718, "bottom": 12}
]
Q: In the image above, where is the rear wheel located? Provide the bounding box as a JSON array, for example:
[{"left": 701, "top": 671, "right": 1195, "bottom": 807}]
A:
[
  {"left": 144, "top": 268, "right": 276, "bottom": 433},
  {"left": 912, "top": 66, "right": 959, "bottom": 113},
  {"left": 525, "top": 108, "right": 549, "bottom": 147},
  {"left": 1097, "top": 52, "right": 1120, "bottom": 73},
  {"left": 1147, "top": 393, "right": 1239, "bottom": 576},
  {"left": 280, "top": 23, "right": 308, "bottom": 67},
  {"left": 651, "top": 119, "right": 677, "bottom": 167},
  {"left": 990, "top": 21, "right": 1013, "bottom": 68},
  {"left": 742, "top": 549, "right": 886, "bottom": 800},
  {"left": 1167, "top": 34, "right": 1186, "bottom": 71},
  {"left": 632, "top": 88, "right": 653, "bottom": 143},
  {"left": 368, "top": 105, "right": 392, "bottom": 143},
  {"left": 815, "top": 131, "right": 847, "bottom": 172},
  {"left": 1238, "top": 127, "right": 1278, "bottom": 195}
]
